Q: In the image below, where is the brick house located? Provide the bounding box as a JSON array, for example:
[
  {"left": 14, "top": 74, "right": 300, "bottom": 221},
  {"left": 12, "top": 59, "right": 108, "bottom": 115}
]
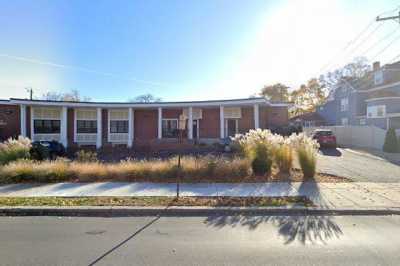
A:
[{"left": 0, "top": 97, "right": 288, "bottom": 149}]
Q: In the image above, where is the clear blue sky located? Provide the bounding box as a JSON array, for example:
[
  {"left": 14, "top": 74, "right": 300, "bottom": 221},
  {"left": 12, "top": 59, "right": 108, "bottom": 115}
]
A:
[{"left": 0, "top": 0, "right": 399, "bottom": 101}]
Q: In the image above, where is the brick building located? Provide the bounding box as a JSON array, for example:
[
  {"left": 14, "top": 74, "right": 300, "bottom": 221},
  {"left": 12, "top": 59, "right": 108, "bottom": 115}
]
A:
[{"left": 0, "top": 97, "right": 288, "bottom": 148}]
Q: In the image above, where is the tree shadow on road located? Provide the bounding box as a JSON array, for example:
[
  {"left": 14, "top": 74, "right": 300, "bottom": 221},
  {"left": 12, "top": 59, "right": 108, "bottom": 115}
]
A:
[
  {"left": 205, "top": 179, "right": 343, "bottom": 245},
  {"left": 205, "top": 214, "right": 342, "bottom": 245}
]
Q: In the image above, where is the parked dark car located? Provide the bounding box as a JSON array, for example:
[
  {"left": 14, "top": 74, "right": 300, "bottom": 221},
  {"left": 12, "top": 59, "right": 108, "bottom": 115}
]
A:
[
  {"left": 272, "top": 124, "right": 303, "bottom": 136},
  {"left": 311, "top": 129, "right": 337, "bottom": 148},
  {"left": 30, "top": 140, "right": 66, "bottom": 160}
]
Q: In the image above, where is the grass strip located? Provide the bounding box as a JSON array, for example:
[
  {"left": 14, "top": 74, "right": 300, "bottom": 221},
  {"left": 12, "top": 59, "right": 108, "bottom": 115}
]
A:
[{"left": 0, "top": 196, "right": 313, "bottom": 207}]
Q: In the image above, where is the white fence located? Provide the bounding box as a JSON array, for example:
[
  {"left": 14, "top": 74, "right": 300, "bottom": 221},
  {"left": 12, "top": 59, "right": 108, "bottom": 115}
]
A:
[{"left": 304, "top": 126, "right": 387, "bottom": 150}]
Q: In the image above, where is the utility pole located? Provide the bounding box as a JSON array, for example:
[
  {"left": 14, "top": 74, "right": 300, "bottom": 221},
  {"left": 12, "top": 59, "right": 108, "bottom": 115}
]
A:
[
  {"left": 25, "top": 87, "right": 33, "bottom": 100},
  {"left": 376, "top": 11, "right": 400, "bottom": 24}
]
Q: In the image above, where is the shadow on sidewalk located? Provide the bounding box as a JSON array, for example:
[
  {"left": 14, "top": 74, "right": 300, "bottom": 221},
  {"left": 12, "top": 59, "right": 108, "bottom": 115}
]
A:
[{"left": 205, "top": 179, "right": 343, "bottom": 245}]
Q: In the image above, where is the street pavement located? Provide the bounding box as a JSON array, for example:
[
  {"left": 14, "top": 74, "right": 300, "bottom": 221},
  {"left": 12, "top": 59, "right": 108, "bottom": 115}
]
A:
[
  {"left": 0, "top": 215, "right": 400, "bottom": 265},
  {"left": 1, "top": 181, "right": 400, "bottom": 209},
  {"left": 317, "top": 148, "right": 400, "bottom": 182}
]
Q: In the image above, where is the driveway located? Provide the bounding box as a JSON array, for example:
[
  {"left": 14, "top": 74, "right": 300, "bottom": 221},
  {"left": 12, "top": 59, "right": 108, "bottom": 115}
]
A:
[{"left": 317, "top": 148, "right": 400, "bottom": 182}]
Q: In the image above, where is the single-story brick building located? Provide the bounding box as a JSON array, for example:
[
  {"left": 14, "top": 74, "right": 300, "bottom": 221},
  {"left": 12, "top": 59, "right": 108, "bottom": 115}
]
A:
[{"left": 0, "top": 97, "right": 288, "bottom": 149}]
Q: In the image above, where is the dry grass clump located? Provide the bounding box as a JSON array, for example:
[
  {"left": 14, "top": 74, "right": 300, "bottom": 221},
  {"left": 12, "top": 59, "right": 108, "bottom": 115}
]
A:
[
  {"left": 274, "top": 144, "right": 293, "bottom": 174},
  {"left": 0, "top": 136, "right": 31, "bottom": 165},
  {"left": 0, "top": 156, "right": 251, "bottom": 183}
]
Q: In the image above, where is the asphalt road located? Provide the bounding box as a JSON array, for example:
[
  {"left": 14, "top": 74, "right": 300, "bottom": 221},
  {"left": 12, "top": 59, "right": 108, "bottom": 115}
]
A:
[
  {"left": 317, "top": 148, "right": 400, "bottom": 182},
  {"left": 1, "top": 215, "right": 400, "bottom": 265}
]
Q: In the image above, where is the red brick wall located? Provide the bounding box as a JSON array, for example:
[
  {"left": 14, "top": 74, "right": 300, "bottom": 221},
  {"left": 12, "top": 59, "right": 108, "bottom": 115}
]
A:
[
  {"left": 102, "top": 109, "right": 110, "bottom": 146},
  {"left": 162, "top": 109, "right": 182, "bottom": 119},
  {"left": 238, "top": 107, "right": 254, "bottom": 133},
  {"left": 259, "top": 106, "right": 269, "bottom": 129},
  {"left": 134, "top": 109, "right": 158, "bottom": 141},
  {"left": 199, "top": 108, "right": 220, "bottom": 138},
  {"left": 26, "top": 106, "right": 31, "bottom": 138},
  {"left": 267, "top": 106, "right": 288, "bottom": 127},
  {"left": 67, "top": 108, "right": 75, "bottom": 147},
  {"left": 0, "top": 104, "right": 20, "bottom": 141}
]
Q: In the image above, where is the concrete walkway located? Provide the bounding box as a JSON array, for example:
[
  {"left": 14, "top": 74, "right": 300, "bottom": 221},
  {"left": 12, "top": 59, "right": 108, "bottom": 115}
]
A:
[{"left": 0, "top": 182, "right": 400, "bottom": 209}]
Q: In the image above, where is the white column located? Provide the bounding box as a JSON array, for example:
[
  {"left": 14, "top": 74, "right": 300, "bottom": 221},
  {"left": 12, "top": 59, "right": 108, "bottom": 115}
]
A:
[
  {"left": 60, "top": 106, "right": 68, "bottom": 147},
  {"left": 96, "top": 108, "right": 102, "bottom": 149},
  {"left": 188, "top": 107, "right": 193, "bottom": 139},
  {"left": 220, "top": 106, "right": 225, "bottom": 139},
  {"left": 158, "top": 107, "right": 162, "bottom": 139},
  {"left": 128, "top": 108, "right": 134, "bottom": 148},
  {"left": 20, "top": 105, "right": 26, "bottom": 137},
  {"left": 254, "top": 104, "right": 260, "bottom": 129}
]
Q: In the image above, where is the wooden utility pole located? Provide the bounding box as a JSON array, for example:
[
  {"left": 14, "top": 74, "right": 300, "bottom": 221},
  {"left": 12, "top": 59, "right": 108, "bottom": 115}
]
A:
[
  {"left": 376, "top": 11, "right": 400, "bottom": 24},
  {"left": 25, "top": 87, "right": 33, "bottom": 100}
]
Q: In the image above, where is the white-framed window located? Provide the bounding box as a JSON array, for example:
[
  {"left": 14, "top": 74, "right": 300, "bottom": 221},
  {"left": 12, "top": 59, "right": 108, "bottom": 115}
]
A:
[
  {"left": 341, "top": 117, "right": 348, "bottom": 125},
  {"left": 374, "top": 70, "right": 383, "bottom": 85},
  {"left": 340, "top": 98, "right": 349, "bottom": 112},
  {"left": 32, "top": 107, "right": 62, "bottom": 134},
  {"left": 34, "top": 119, "right": 60, "bottom": 134},
  {"left": 74, "top": 109, "right": 98, "bottom": 143},
  {"left": 108, "top": 109, "right": 129, "bottom": 143},
  {"left": 359, "top": 118, "right": 366, "bottom": 125},
  {"left": 367, "top": 105, "right": 386, "bottom": 118},
  {"left": 162, "top": 119, "right": 178, "bottom": 138}
]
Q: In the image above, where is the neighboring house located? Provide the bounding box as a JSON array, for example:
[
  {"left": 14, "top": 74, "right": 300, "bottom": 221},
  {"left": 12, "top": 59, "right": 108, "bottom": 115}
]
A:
[
  {"left": 317, "top": 61, "right": 400, "bottom": 130},
  {"left": 0, "top": 97, "right": 289, "bottom": 148},
  {"left": 289, "top": 112, "right": 326, "bottom": 127}
]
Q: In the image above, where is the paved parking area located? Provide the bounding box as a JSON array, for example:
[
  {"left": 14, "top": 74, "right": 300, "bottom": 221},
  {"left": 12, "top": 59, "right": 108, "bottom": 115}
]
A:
[{"left": 317, "top": 148, "right": 400, "bottom": 182}]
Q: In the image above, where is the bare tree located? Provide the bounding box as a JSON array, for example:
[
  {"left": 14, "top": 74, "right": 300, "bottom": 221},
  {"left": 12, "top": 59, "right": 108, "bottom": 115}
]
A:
[
  {"left": 320, "top": 57, "right": 371, "bottom": 90},
  {"left": 129, "top": 93, "right": 162, "bottom": 103},
  {"left": 42, "top": 89, "right": 90, "bottom": 102}
]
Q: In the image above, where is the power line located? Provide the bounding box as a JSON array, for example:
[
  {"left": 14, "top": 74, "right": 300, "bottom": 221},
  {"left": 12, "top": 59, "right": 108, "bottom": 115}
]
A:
[
  {"left": 389, "top": 53, "right": 400, "bottom": 63},
  {"left": 319, "top": 19, "right": 376, "bottom": 73},
  {"left": 358, "top": 27, "right": 400, "bottom": 56},
  {"left": 370, "top": 34, "right": 400, "bottom": 61},
  {"left": 318, "top": 6, "right": 400, "bottom": 75}
]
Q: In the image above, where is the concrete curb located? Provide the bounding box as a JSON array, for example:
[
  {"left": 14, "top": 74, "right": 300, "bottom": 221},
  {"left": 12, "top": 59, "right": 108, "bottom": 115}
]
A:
[{"left": 1, "top": 206, "right": 400, "bottom": 217}]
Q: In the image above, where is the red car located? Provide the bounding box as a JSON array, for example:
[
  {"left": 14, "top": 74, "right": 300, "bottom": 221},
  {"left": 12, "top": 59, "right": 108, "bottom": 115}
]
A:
[{"left": 311, "top": 129, "right": 337, "bottom": 148}]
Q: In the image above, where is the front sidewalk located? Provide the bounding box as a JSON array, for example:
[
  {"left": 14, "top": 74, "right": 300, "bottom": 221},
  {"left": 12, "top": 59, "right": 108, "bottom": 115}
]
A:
[{"left": 1, "top": 182, "right": 400, "bottom": 209}]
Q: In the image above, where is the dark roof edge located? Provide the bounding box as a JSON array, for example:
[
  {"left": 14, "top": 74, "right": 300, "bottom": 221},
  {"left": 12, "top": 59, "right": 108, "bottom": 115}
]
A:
[{"left": 9, "top": 97, "right": 268, "bottom": 105}]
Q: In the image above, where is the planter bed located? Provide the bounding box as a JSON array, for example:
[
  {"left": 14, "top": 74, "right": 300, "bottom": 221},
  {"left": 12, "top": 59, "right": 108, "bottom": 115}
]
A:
[{"left": 0, "top": 196, "right": 313, "bottom": 207}]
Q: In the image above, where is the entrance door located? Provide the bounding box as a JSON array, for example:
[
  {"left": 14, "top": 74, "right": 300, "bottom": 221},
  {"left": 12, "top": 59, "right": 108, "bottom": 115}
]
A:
[
  {"left": 227, "top": 119, "right": 237, "bottom": 137},
  {"left": 192, "top": 120, "right": 198, "bottom": 139}
]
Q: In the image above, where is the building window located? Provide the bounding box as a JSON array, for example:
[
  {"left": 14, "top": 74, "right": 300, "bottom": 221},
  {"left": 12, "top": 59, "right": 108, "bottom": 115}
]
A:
[
  {"left": 374, "top": 70, "right": 383, "bottom": 85},
  {"left": 359, "top": 118, "right": 366, "bottom": 125},
  {"left": 77, "top": 120, "right": 97, "bottom": 133},
  {"left": 340, "top": 98, "right": 349, "bottom": 112},
  {"left": 367, "top": 105, "right": 386, "bottom": 118},
  {"left": 162, "top": 119, "right": 178, "bottom": 138},
  {"left": 110, "top": 120, "right": 128, "bottom": 133},
  {"left": 377, "top": 106, "right": 385, "bottom": 117},
  {"left": 34, "top": 120, "right": 60, "bottom": 134},
  {"left": 341, "top": 118, "right": 348, "bottom": 126}
]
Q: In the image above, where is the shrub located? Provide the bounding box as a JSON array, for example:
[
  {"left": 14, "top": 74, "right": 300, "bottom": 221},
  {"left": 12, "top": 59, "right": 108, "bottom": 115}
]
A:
[
  {"left": 0, "top": 136, "right": 31, "bottom": 165},
  {"left": 30, "top": 142, "right": 50, "bottom": 161},
  {"left": 250, "top": 143, "right": 272, "bottom": 176},
  {"left": 383, "top": 128, "right": 399, "bottom": 153},
  {"left": 274, "top": 144, "right": 293, "bottom": 173},
  {"left": 75, "top": 150, "right": 98, "bottom": 162}
]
